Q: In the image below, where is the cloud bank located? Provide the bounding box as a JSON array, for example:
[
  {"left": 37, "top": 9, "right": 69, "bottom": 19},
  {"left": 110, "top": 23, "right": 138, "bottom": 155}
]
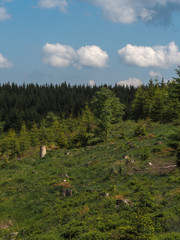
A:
[
  {"left": 87, "top": 0, "right": 180, "bottom": 24},
  {"left": 38, "top": 0, "right": 68, "bottom": 12},
  {"left": 118, "top": 41, "right": 180, "bottom": 69},
  {"left": 42, "top": 43, "right": 108, "bottom": 68},
  {"left": 0, "top": 7, "right": 10, "bottom": 20},
  {"left": 0, "top": 53, "right": 13, "bottom": 68},
  {"left": 117, "top": 78, "right": 142, "bottom": 87}
]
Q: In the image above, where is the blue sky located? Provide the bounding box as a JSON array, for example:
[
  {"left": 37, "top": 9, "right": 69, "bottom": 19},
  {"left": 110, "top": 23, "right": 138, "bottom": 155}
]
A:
[{"left": 1, "top": 0, "right": 180, "bottom": 86}]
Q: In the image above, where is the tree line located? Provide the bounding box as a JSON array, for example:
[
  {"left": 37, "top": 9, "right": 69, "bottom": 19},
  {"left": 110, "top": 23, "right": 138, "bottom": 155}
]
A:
[{"left": 0, "top": 82, "right": 136, "bottom": 131}]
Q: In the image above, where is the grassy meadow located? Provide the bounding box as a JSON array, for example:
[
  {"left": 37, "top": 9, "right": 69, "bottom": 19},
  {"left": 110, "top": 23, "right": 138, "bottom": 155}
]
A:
[{"left": 0, "top": 120, "right": 180, "bottom": 239}]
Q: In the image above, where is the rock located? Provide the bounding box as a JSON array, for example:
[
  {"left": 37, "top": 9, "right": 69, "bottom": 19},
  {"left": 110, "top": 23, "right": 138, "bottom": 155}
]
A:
[{"left": 40, "top": 146, "right": 46, "bottom": 158}]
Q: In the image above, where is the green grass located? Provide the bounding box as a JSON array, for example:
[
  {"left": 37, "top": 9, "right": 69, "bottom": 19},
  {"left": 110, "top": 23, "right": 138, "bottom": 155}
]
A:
[{"left": 0, "top": 121, "right": 180, "bottom": 239}]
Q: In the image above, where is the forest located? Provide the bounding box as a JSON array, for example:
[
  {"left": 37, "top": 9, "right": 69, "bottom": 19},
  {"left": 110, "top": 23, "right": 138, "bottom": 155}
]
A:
[
  {"left": 0, "top": 82, "right": 136, "bottom": 131},
  {"left": 0, "top": 68, "right": 180, "bottom": 239}
]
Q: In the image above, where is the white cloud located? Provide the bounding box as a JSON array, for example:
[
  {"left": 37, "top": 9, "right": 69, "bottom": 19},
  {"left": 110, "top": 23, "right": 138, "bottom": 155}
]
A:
[
  {"left": 38, "top": 0, "right": 68, "bottom": 12},
  {"left": 42, "top": 43, "right": 108, "bottom": 68},
  {"left": 117, "top": 78, "right": 142, "bottom": 88},
  {"left": 118, "top": 41, "right": 180, "bottom": 69},
  {"left": 43, "top": 43, "right": 77, "bottom": 67},
  {"left": 0, "top": 7, "right": 10, "bottom": 20},
  {"left": 0, "top": 53, "right": 13, "bottom": 68},
  {"left": 86, "top": 0, "right": 180, "bottom": 24},
  {"left": 149, "top": 70, "right": 162, "bottom": 78},
  {"left": 77, "top": 46, "right": 108, "bottom": 68},
  {"left": 89, "top": 80, "right": 96, "bottom": 87}
]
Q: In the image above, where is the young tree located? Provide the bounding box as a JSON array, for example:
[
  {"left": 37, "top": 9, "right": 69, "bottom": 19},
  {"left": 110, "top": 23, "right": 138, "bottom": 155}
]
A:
[
  {"left": 92, "top": 87, "right": 124, "bottom": 140},
  {"left": 19, "top": 122, "right": 30, "bottom": 152},
  {"left": 72, "top": 104, "right": 96, "bottom": 147},
  {"left": 131, "top": 86, "right": 150, "bottom": 120},
  {"left": 30, "top": 122, "right": 39, "bottom": 147}
]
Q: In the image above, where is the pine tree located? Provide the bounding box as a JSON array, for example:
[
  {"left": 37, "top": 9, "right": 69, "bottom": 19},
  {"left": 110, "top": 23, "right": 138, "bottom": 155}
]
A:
[
  {"left": 92, "top": 87, "right": 125, "bottom": 140},
  {"left": 19, "top": 122, "right": 30, "bottom": 152}
]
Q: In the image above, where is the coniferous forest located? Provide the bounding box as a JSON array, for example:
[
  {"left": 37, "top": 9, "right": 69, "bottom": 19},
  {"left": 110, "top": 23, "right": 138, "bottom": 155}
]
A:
[
  {"left": 0, "top": 83, "right": 136, "bottom": 131},
  {"left": 0, "top": 68, "right": 180, "bottom": 239}
]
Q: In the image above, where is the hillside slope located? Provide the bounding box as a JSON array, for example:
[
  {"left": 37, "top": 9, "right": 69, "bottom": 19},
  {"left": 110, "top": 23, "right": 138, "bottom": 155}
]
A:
[{"left": 0, "top": 121, "right": 180, "bottom": 240}]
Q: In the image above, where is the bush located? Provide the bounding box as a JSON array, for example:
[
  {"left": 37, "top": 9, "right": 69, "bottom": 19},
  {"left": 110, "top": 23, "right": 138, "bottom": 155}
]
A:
[
  {"left": 138, "top": 148, "right": 150, "bottom": 161},
  {"left": 134, "top": 124, "right": 147, "bottom": 137},
  {"left": 168, "top": 129, "right": 180, "bottom": 150}
]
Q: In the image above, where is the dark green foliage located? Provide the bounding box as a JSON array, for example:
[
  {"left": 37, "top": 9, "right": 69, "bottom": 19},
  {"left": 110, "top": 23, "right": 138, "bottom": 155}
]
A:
[
  {"left": 132, "top": 69, "right": 180, "bottom": 122},
  {"left": 134, "top": 124, "right": 147, "bottom": 137},
  {"left": 0, "top": 83, "right": 136, "bottom": 131},
  {"left": 92, "top": 87, "right": 125, "bottom": 140},
  {"left": 138, "top": 148, "right": 150, "bottom": 161},
  {"left": 168, "top": 128, "right": 180, "bottom": 150}
]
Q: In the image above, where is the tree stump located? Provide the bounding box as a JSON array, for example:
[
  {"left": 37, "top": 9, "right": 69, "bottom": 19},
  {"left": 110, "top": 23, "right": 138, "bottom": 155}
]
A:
[
  {"left": 40, "top": 146, "right": 46, "bottom": 158},
  {"left": 61, "top": 188, "right": 73, "bottom": 197}
]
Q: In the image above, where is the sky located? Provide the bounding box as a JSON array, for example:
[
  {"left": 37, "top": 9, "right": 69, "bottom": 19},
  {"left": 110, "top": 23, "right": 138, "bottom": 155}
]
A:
[{"left": 1, "top": 0, "right": 180, "bottom": 87}]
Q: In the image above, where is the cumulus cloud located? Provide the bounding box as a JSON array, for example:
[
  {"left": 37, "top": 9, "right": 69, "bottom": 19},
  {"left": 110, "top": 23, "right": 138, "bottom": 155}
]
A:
[
  {"left": 117, "top": 78, "right": 142, "bottom": 88},
  {"left": 77, "top": 46, "right": 108, "bottom": 68},
  {"left": 118, "top": 41, "right": 180, "bottom": 69},
  {"left": 0, "top": 53, "right": 13, "bottom": 68},
  {"left": 43, "top": 43, "right": 77, "bottom": 67},
  {"left": 38, "top": 0, "right": 68, "bottom": 12},
  {"left": 89, "top": 80, "right": 96, "bottom": 87},
  {"left": 42, "top": 43, "right": 108, "bottom": 68},
  {"left": 86, "top": 0, "right": 180, "bottom": 24},
  {"left": 0, "top": 7, "right": 10, "bottom": 20}
]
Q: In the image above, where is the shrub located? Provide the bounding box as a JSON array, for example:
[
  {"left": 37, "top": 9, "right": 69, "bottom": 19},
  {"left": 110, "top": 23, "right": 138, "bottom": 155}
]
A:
[
  {"left": 138, "top": 148, "right": 150, "bottom": 161},
  {"left": 168, "top": 129, "right": 180, "bottom": 150},
  {"left": 134, "top": 124, "right": 147, "bottom": 137}
]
